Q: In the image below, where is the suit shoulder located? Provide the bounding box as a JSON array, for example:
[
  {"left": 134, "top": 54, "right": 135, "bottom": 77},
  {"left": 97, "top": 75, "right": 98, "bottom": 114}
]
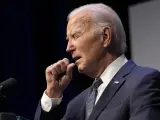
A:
[
  {"left": 124, "top": 65, "right": 160, "bottom": 91},
  {"left": 132, "top": 65, "right": 160, "bottom": 76}
]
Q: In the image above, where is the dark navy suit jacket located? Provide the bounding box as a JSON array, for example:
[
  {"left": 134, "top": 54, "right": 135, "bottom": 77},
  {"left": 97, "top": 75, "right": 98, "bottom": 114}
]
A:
[{"left": 35, "top": 60, "right": 160, "bottom": 120}]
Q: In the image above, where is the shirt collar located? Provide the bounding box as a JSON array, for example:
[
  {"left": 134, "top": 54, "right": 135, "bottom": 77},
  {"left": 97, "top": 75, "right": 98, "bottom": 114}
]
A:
[{"left": 100, "top": 54, "right": 128, "bottom": 86}]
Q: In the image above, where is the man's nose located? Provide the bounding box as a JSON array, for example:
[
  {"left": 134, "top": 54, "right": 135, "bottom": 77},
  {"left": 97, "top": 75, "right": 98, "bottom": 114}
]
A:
[{"left": 66, "top": 40, "right": 75, "bottom": 52}]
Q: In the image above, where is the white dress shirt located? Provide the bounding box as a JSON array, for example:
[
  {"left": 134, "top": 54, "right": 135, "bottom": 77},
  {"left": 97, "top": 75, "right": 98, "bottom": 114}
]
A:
[{"left": 41, "top": 54, "right": 128, "bottom": 112}]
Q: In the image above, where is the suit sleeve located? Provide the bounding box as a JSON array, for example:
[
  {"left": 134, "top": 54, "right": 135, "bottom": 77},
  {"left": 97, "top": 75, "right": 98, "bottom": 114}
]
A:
[
  {"left": 34, "top": 86, "right": 89, "bottom": 120},
  {"left": 34, "top": 101, "right": 66, "bottom": 120},
  {"left": 34, "top": 97, "right": 79, "bottom": 120},
  {"left": 129, "top": 70, "right": 160, "bottom": 120}
]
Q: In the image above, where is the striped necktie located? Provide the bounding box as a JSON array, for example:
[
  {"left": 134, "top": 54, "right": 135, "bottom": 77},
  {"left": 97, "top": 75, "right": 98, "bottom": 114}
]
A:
[{"left": 85, "top": 78, "right": 103, "bottom": 120}]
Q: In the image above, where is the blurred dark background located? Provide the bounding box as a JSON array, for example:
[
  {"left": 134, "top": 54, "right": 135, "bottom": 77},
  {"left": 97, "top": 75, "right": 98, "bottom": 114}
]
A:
[{"left": 0, "top": 0, "right": 151, "bottom": 119}]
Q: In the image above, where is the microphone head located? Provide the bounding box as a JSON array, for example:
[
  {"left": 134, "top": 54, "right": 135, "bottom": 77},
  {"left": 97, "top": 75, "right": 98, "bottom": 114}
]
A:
[{"left": 0, "top": 78, "right": 19, "bottom": 96}]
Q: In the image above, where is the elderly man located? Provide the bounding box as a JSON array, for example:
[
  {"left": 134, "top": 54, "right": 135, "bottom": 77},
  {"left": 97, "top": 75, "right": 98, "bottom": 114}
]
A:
[{"left": 35, "top": 3, "right": 160, "bottom": 120}]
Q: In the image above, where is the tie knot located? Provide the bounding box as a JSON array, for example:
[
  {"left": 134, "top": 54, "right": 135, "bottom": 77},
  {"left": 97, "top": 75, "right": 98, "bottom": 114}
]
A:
[{"left": 92, "top": 78, "right": 103, "bottom": 90}]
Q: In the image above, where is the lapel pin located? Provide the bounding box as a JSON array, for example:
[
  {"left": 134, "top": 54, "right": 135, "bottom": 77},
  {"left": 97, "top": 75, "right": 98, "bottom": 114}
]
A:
[{"left": 114, "top": 81, "right": 119, "bottom": 84}]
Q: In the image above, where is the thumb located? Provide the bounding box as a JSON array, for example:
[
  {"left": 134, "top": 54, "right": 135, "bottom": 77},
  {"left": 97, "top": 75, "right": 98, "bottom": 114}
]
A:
[
  {"left": 66, "top": 63, "right": 75, "bottom": 79},
  {"left": 60, "top": 63, "right": 75, "bottom": 90}
]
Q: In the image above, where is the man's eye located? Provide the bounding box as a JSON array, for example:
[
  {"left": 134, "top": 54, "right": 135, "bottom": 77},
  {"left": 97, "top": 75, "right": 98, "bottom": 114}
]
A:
[{"left": 73, "top": 33, "right": 80, "bottom": 39}]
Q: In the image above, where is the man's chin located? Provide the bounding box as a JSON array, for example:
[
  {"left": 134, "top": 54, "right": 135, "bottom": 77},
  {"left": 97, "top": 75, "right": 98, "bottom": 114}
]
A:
[
  {"left": 77, "top": 65, "right": 85, "bottom": 73},
  {"left": 78, "top": 68, "right": 84, "bottom": 73}
]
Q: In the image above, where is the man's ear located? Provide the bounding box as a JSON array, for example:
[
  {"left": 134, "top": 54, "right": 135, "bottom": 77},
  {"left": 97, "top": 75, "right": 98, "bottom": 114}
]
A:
[{"left": 102, "top": 26, "right": 111, "bottom": 48}]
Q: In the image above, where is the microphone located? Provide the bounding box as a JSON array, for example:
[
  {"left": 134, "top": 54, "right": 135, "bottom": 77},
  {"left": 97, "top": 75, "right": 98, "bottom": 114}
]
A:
[
  {"left": 0, "top": 112, "right": 16, "bottom": 120},
  {"left": 0, "top": 78, "right": 18, "bottom": 97}
]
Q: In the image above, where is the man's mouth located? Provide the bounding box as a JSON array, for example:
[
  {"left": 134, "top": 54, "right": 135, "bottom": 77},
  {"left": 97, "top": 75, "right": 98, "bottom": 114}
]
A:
[{"left": 73, "top": 57, "right": 81, "bottom": 63}]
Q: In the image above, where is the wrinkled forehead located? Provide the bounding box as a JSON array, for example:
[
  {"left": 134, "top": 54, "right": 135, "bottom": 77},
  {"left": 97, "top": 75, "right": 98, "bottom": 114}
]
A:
[{"left": 67, "top": 11, "right": 92, "bottom": 35}]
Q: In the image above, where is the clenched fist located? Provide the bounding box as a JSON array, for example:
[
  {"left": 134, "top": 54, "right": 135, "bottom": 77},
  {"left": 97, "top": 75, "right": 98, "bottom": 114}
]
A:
[{"left": 45, "top": 58, "right": 75, "bottom": 98}]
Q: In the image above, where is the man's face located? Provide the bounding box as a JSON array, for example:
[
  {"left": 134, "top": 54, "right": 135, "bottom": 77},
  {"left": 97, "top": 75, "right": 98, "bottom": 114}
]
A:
[{"left": 66, "top": 13, "right": 104, "bottom": 75}]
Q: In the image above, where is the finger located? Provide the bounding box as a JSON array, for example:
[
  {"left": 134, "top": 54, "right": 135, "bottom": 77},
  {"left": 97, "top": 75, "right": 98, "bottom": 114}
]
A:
[
  {"left": 60, "top": 63, "right": 75, "bottom": 90},
  {"left": 51, "top": 58, "right": 69, "bottom": 75},
  {"left": 45, "top": 64, "right": 57, "bottom": 83},
  {"left": 53, "top": 62, "right": 62, "bottom": 75},
  {"left": 63, "top": 58, "right": 70, "bottom": 66},
  {"left": 59, "top": 60, "right": 67, "bottom": 73},
  {"left": 45, "top": 64, "right": 56, "bottom": 76},
  {"left": 60, "top": 76, "right": 72, "bottom": 91},
  {"left": 66, "top": 63, "right": 75, "bottom": 79}
]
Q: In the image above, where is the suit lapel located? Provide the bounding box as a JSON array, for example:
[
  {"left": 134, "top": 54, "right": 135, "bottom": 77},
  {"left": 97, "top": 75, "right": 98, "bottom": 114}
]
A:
[
  {"left": 88, "top": 60, "right": 136, "bottom": 120},
  {"left": 78, "top": 103, "right": 86, "bottom": 120},
  {"left": 76, "top": 87, "right": 92, "bottom": 120}
]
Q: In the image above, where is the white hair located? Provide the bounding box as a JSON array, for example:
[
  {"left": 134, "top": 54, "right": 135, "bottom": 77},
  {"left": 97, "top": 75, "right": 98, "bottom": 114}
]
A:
[{"left": 67, "top": 3, "right": 127, "bottom": 55}]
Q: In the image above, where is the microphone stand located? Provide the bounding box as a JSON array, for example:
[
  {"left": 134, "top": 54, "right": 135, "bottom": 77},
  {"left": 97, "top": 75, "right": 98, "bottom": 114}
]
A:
[
  {"left": 0, "top": 85, "right": 7, "bottom": 113},
  {"left": 0, "top": 85, "right": 17, "bottom": 120},
  {"left": 0, "top": 86, "right": 6, "bottom": 100}
]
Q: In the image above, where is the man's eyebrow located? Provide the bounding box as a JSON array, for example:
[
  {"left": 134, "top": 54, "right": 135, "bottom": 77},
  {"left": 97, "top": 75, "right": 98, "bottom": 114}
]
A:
[
  {"left": 66, "top": 30, "right": 82, "bottom": 40},
  {"left": 66, "top": 33, "right": 74, "bottom": 40}
]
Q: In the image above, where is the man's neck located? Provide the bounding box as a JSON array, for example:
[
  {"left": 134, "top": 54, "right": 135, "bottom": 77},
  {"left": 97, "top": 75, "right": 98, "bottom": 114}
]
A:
[{"left": 88, "top": 53, "right": 119, "bottom": 78}]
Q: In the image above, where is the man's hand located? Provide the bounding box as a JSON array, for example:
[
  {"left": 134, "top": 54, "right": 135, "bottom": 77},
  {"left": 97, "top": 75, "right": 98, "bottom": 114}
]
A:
[{"left": 45, "top": 58, "right": 75, "bottom": 98}]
